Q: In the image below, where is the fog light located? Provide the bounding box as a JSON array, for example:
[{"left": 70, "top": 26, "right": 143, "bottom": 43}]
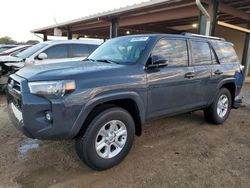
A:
[{"left": 45, "top": 111, "right": 53, "bottom": 122}]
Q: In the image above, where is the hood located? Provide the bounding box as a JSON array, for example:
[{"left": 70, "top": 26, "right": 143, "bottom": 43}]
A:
[
  {"left": 0, "top": 55, "right": 22, "bottom": 63},
  {"left": 16, "top": 60, "right": 124, "bottom": 81}
]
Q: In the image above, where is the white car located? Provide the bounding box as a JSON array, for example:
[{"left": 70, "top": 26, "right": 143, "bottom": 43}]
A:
[
  {"left": 3, "top": 40, "right": 103, "bottom": 67},
  {"left": 0, "top": 40, "right": 103, "bottom": 90}
]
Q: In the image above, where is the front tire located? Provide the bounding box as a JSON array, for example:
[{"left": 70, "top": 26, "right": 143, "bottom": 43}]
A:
[
  {"left": 76, "top": 107, "right": 135, "bottom": 171},
  {"left": 204, "top": 88, "right": 232, "bottom": 124}
]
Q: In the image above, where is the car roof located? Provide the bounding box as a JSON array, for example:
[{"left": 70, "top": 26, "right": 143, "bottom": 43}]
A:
[
  {"left": 116, "top": 34, "right": 231, "bottom": 44},
  {"left": 41, "top": 39, "right": 103, "bottom": 46},
  {"left": 0, "top": 44, "right": 18, "bottom": 47},
  {"left": 1, "top": 45, "right": 31, "bottom": 53}
]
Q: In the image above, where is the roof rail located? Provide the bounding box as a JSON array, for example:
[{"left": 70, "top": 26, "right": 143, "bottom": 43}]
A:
[{"left": 182, "top": 33, "right": 225, "bottom": 41}]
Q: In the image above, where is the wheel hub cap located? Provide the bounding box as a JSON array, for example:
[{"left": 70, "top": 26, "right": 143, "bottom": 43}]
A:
[
  {"left": 107, "top": 132, "right": 115, "bottom": 143},
  {"left": 217, "top": 94, "right": 229, "bottom": 118},
  {"left": 95, "top": 120, "right": 127, "bottom": 159}
]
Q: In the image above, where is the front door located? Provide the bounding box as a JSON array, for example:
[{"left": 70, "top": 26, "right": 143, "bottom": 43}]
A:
[{"left": 146, "top": 38, "right": 200, "bottom": 119}]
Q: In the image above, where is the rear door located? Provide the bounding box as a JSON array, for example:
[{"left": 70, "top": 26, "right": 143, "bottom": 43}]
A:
[
  {"left": 189, "top": 40, "right": 213, "bottom": 105},
  {"left": 146, "top": 38, "right": 200, "bottom": 119}
]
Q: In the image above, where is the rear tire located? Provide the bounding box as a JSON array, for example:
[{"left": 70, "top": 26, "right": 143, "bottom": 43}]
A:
[
  {"left": 76, "top": 107, "right": 135, "bottom": 171},
  {"left": 204, "top": 88, "right": 232, "bottom": 124}
]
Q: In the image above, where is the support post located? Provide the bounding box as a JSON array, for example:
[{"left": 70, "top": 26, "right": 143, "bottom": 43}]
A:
[
  {"left": 110, "top": 18, "right": 119, "bottom": 38},
  {"left": 67, "top": 29, "right": 72, "bottom": 40},
  {"left": 198, "top": 13, "right": 207, "bottom": 35},
  {"left": 242, "top": 33, "right": 250, "bottom": 78},
  {"left": 196, "top": 0, "right": 210, "bottom": 36},
  {"left": 43, "top": 33, "right": 48, "bottom": 41},
  {"left": 210, "top": 0, "right": 219, "bottom": 36}
]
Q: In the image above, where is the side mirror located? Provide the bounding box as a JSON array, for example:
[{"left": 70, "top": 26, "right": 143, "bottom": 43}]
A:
[
  {"left": 148, "top": 55, "right": 169, "bottom": 69},
  {"left": 37, "top": 53, "right": 48, "bottom": 60}
]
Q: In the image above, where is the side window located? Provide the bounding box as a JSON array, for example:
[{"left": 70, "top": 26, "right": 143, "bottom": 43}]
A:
[
  {"left": 88, "top": 45, "right": 99, "bottom": 54},
  {"left": 70, "top": 44, "right": 89, "bottom": 58},
  {"left": 191, "top": 41, "right": 211, "bottom": 65},
  {"left": 210, "top": 47, "right": 219, "bottom": 64},
  {"left": 152, "top": 39, "right": 188, "bottom": 66},
  {"left": 212, "top": 41, "right": 239, "bottom": 64},
  {"left": 43, "top": 44, "right": 68, "bottom": 59}
]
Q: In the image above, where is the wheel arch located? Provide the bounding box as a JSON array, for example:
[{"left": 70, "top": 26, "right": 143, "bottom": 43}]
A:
[
  {"left": 71, "top": 92, "right": 146, "bottom": 138},
  {"left": 221, "top": 82, "right": 236, "bottom": 105},
  {"left": 210, "top": 78, "right": 236, "bottom": 107}
]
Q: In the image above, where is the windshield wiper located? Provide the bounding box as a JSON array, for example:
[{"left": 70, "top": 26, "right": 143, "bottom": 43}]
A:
[
  {"left": 95, "top": 59, "right": 119, "bottom": 64},
  {"left": 83, "top": 58, "right": 95, "bottom": 62}
]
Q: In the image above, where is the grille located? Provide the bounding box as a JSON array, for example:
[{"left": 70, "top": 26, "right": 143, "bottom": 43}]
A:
[
  {"left": 8, "top": 78, "right": 21, "bottom": 92},
  {"left": 8, "top": 77, "right": 22, "bottom": 110}
]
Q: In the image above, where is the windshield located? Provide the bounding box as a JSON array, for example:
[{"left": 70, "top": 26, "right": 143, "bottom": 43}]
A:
[
  {"left": 88, "top": 36, "right": 150, "bottom": 65},
  {"left": 0, "top": 47, "right": 12, "bottom": 53},
  {"left": 16, "top": 43, "right": 48, "bottom": 59},
  {"left": 3, "top": 46, "right": 25, "bottom": 54},
  {"left": 10, "top": 50, "right": 22, "bottom": 56}
]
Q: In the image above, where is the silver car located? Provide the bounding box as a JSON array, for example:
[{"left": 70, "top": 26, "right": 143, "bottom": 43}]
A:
[{"left": 0, "top": 40, "right": 103, "bottom": 90}]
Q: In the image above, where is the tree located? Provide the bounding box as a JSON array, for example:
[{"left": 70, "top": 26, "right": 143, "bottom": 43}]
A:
[
  {"left": 0, "top": 36, "right": 40, "bottom": 45},
  {"left": 0, "top": 36, "right": 17, "bottom": 44},
  {"left": 25, "top": 40, "right": 39, "bottom": 45}
]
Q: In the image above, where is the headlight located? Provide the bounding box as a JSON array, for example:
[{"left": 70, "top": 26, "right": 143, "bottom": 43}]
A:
[{"left": 28, "top": 80, "right": 76, "bottom": 98}]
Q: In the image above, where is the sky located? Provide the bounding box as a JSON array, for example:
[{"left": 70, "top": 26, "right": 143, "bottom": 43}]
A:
[{"left": 0, "top": 0, "right": 149, "bottom": 42}]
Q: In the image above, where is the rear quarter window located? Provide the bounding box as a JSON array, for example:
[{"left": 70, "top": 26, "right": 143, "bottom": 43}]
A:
[{"left": 211, "top": 41, "right": 239, "bottom": 64}]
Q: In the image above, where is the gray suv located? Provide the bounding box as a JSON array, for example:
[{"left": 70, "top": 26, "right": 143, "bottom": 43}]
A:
[{"left": 7, "top": 34, "right": 244, "bottom": 170}]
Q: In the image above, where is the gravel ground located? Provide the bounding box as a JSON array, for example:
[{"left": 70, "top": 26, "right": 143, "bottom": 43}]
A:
[{"left": 0, "top": 85, "right": 249, "bottom": 188}]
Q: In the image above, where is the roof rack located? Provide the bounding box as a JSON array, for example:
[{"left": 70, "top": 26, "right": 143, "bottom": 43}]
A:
[{"left": 182, "top": 33, "right": 225, "bottom": 41}]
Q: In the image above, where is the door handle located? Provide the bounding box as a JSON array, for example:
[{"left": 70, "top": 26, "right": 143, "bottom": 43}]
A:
[
  {"left": 185, "top": 72, "right": 195, "bottom": 79},
  {"left": 214, "top": 69, "right": 223, "bottom": 75}
]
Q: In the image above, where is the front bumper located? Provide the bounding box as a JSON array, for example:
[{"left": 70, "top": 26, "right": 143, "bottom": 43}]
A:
[
  {"left": 8, "top": 102, "right": 34, "bottom": 138},
  {"left": 7, "top": 74, "right": 84, "bottom": 140}
]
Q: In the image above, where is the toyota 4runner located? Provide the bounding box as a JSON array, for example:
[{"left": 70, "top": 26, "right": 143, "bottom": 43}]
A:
[{"left": 7, "top": 33, "right": 244, "bottom": 170}]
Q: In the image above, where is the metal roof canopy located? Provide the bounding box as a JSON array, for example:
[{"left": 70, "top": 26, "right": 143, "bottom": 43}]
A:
[{"left": 31, "top": 0, "right": 250, "bottom": 39}]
